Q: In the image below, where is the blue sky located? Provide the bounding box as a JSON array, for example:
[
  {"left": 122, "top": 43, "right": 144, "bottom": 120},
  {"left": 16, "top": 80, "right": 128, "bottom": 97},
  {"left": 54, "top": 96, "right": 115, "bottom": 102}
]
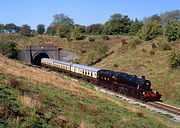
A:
[{"left": 0, "top": 0, "right": 179, "bottom": 29}]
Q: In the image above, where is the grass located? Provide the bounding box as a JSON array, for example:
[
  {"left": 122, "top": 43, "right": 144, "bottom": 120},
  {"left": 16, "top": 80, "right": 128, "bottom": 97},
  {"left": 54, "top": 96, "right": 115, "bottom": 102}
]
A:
[
  {"left": 0, "top": 74, "right": 179, "bottom": 128},
  {"left": 0, "top": 34, "right": 179, "bottom": 107},
  {"left": 0, "top": 55, "right": 180, "bottom": 127}
]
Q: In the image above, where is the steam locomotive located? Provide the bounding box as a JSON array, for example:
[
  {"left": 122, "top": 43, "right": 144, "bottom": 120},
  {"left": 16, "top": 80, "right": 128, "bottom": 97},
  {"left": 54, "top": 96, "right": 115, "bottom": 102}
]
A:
[{"left": 41, "top": 58, "right": 161, "bottom": 101}]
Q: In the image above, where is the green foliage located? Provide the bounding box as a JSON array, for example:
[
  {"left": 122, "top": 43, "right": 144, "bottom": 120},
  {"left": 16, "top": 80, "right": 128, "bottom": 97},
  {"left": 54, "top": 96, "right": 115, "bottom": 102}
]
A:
[
  {"left": 170, "top": 50, "right": 180, "bottom": 69},
  {"left": 103, "top": 13, "right": 132, "bottom": 35},
  {"left": 138, "top": 20, "right": 162, "bottom": 41},
  {"left": 4, "top": 23, "right": 18, "bottom": 34},
  {"left": 129, "top": 19, "right": 143, "bottom": 35},
  {"left": 0, "top": 24, "right": 4, "bottom": 33},
  {"left": 47, "top": 13, "right": 74, "bottom": 37},
  {"left": 164, "top": 20, "right": 180, "bottom": 42},
  {"left": 37, "top": 24, "right": 45, "bottom": 35},
  {"left": 70, "top": 25, "right": 81, "bottom": 41},
  {"left": 86, "top": 24, "right": 104, "bottom": 35},
  {"left": 20, "top": 24, "right": 32, "bottom": 37},
  {"left": 158, "top": 42, "right": 171, "bottom": 51},
  {"left": 56, "top": 24, "right": 72, "bottom": 38},
  {"left": 0, "top": 41, "right": 18, "bottom": 59},
  {"left": 52, "top": 13, "right": 74, "bottom": 25}
]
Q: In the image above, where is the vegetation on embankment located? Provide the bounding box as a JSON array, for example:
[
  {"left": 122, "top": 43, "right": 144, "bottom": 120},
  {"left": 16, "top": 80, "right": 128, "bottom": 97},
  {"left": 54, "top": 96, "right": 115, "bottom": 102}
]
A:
[
  {"left": 0, "top": 33, "right": 180, "bottom": 108},
  {"left": 94, "top": 37, "right": 180, "bottom": 107},
  {"left": 0, "top": 55, "right": 180, "bottom": 128}
]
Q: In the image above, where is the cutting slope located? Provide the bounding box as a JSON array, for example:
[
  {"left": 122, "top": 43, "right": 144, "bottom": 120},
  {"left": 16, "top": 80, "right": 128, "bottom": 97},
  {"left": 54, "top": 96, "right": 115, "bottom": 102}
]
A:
[{"left": 0, "top": 55, "right": 179, "bottom": 127}]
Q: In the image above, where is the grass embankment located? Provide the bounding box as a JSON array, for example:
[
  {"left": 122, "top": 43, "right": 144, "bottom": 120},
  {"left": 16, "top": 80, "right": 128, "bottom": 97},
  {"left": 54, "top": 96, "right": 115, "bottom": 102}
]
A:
[
  {"left": 0, "top": 55, "right": 179, "bottom": 127},
  {"left": 94, "top": 37, "right": 180, "bottom": 107},
  {"left": 0, "top": 34, "right": 179, "bottom": 106}
]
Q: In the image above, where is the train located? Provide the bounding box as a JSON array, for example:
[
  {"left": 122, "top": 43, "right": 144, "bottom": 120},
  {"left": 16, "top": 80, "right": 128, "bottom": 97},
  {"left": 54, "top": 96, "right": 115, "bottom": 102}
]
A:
[{"left": 41, "top": 58, "right": 161, "bottom": 101}]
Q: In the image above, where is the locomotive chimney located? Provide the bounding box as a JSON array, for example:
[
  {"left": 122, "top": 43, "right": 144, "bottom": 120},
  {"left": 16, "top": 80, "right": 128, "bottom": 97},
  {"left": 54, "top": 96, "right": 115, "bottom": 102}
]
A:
[{"left": 142, "top": 76, "right": 145, "bottom": 79}]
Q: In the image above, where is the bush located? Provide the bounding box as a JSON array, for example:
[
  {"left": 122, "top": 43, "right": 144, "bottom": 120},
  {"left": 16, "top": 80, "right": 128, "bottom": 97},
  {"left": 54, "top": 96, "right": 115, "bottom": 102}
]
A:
[
  {"left": 102, "top": 35, "right": 110, "bottom": 40},
  {"left": 149, "top": 51, "right": 155, "bottom": 55},
  {"left": 121, "top": 39, "right": 128, "bottom": 45},
  {"left": 138, "top": 20, "right": 162, "bottom": 41},
  {"left": 158, "top": 42, "right": 171, "bottom": 51},
  {"left": 170, "top": 51, "right": 180, "bottom": 69},
  {"left": 130, "top": 39, "right": 142, "bottom": 49},
  {"left": 151, "top": 43, "right": 157, "bottom": 49},
  {"left": 165, "top": 20, "right": 180, "bottom": 42},
  {"left": 0, "top": 41, "right": 18, "bottom": 59},
  {"left": 113, "top": 63, "right": 119, "bottom": 67},
  {"left": 88, "top": 37, "right": 95, "bottom": 42}
]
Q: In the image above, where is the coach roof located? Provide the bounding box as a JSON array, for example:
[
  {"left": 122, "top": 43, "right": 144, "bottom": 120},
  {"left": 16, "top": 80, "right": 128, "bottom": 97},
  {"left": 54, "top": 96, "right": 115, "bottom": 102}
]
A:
[{"left": 71, "top": 63, "right": 101, "bottom": 72}]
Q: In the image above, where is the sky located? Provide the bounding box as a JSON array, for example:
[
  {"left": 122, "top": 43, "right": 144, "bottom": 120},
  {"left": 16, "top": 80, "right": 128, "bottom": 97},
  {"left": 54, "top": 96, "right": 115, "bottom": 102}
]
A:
[{"left": 0, "top": 0, "right": 179, "bottom": 29}]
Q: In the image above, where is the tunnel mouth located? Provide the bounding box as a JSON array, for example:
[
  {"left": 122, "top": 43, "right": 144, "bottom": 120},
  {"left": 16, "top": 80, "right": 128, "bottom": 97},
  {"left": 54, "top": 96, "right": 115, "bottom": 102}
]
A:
[{"left": 32, "top": 53, "right": 49, "bottom": 66}]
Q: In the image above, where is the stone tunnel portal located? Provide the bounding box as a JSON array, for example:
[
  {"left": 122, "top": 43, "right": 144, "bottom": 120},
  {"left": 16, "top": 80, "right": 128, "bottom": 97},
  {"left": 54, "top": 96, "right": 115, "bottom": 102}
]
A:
[{"left": 32, "top": 52, "right": 49, "bottom": 66}]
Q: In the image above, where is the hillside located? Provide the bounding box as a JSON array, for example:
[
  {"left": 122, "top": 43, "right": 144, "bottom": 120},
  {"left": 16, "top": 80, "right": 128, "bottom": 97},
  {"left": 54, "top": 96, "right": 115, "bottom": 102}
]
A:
[
  {"left": 94, "top": 36, "right": 180, "bottom": 107},
  {"left": 0, "top": 54, "right": 180, "bottom": 127},
  {"left": 0, "top": 34, "right": 180, "bottom": 108}
]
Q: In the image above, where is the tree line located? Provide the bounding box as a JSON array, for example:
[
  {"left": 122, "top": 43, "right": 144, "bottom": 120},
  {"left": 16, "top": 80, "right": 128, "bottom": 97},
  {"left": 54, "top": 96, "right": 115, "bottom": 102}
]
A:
[{"left": 0, "top": 10, "right": 179, "bottom": 42}]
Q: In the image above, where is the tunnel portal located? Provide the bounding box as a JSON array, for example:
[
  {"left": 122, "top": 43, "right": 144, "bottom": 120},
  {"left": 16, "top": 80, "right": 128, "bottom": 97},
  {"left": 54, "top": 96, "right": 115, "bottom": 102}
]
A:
[{"left": 32, "top": 53, "right": 49, "bottom": 66}]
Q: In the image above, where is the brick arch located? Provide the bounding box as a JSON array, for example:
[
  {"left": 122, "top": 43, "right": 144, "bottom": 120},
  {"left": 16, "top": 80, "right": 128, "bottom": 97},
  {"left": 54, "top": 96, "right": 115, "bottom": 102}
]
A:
[{"left": 32, "top": 52, "right": 52, "bottom": 66}]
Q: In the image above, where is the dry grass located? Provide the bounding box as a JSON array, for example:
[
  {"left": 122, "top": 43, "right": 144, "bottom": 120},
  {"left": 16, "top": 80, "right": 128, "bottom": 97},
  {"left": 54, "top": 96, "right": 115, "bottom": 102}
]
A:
[
  {"left": 79, "top": 121, "right": 87, "bottom": 128},
  {"left": 19, "top": 95, "right": 41, "bottom": 109},
  {"left": 0, "top": 54, "right": 142, "bottom": 114}
]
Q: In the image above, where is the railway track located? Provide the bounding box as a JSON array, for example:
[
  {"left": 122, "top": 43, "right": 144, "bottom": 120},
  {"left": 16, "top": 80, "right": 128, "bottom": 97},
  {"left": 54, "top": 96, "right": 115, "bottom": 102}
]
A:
[
  {"left": 77, "top": 78, "right": 180, "bottom": 118},
  {"left": 147, "top": 101, "right": 180, "bottom": 116}
]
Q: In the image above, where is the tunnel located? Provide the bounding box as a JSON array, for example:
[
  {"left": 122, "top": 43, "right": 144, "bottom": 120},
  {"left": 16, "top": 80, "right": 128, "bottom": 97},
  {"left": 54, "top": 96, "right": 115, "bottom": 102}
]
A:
[{"left": 32, "top": 53, "right": 49, "bottom": 66}]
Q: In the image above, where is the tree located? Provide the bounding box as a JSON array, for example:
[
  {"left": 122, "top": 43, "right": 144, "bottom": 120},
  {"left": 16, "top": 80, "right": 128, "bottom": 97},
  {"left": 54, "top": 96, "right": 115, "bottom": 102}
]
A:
[
  {"left": 0, "top": 41, "right": 18, "bottom": 59},
  {"left": 103, "top": 13, "right": 132, "bottom": 35},
  {"left": 46, "top": 26, "right": 56, "bottom": 36},
  {"left": 37, "top": 24, "right": 45, "bottom": 34},
  {"left": 86, "top": 24, "right": 104, "bottom": 34},
  {"left": 47, "top": 13, "right": 74, "bottom": 37},
  {"left": 138, "top": 20, "right": 162, "bottom": 41},
  {"left": 52, "top": 13, "right": 74, "bottom": 25},
  {"left": 0, "top": 24, "right": 4, "bottom": 33},
  {"left": 70, "top": 25, "right": 81, "bottom": 41},
  {"left": 4, "top": 23, "right": 18, "bottom": 34},
  {"left": 129, "top": 19, "right": 143, "bottom": 35},
  {"left": 20, "top": 24, "right": 31, "bottom": 36},
  {"left": 160, "top": 10, "right": 180, "bottom": 27},
  {"left": 165, "top": 20, "right": 180, "bottom": 42}
]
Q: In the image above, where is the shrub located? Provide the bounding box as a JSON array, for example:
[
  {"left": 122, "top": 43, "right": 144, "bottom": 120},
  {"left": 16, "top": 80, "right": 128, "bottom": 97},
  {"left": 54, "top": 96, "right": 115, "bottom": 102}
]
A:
[
  {"left": 0, "top": 41, "right": 18, "bottom": 59},
  {"left": 113, "top": 63, "right": 118, "bottom": 67},
  {"left": 130, "top": 39, "right": 142, "bottom": 49},
  {"left": 151, "top": 43, "right": 157, "bottom": 49},
  {"left": 149, "top": 51, "right": 155, "bottom": 55},
  {"left": 142, "top": 49, "right": 147, "bottom": 53},
  {"left": 121, "top": 39, "right": 128, "bottom": 45},
  {"left": 158, "top": 42, "right": 171, "bottom": 51},
  {"left": 170, "top": 51, "right": 180, "bottom": 69},
  {"left": 165, "top": 20, "right": 180, "bottom": 42},
  {"left": 88, "top": 37, "right": 95, "bottom": 42},
  {"left": 138, "top": 20, "right": 162, "bottom": 41},
  {"left": 102, "top": 35, "right": 110, "bottom": 40}
]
